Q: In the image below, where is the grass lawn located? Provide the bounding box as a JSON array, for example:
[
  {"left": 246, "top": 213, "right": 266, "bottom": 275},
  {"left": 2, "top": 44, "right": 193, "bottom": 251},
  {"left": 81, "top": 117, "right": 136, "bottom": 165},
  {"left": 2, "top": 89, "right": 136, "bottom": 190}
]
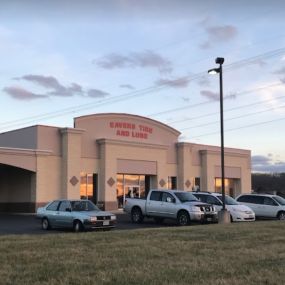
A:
[{"left": 0, "top": 221, "right": 284, "bottom": 285}]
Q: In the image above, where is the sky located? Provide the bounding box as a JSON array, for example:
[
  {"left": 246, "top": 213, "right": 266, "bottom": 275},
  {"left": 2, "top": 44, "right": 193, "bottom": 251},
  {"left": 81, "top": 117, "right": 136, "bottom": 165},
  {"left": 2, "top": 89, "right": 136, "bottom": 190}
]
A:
[{"left": 1, "top": 0, "right": 285, "bottom": 173}]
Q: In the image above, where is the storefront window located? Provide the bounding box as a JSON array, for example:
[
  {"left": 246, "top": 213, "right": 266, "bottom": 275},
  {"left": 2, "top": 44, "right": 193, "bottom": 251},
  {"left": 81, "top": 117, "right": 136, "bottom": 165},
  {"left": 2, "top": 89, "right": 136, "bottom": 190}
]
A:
[
  {"left": 80, "top": 172, "right": 93, "bottom": 200},
  {"left": 214, "top": 178, "right": 235, "bottom": 196},
  {"left": 167, "top": 176, "right": 177, "bottom": 190}
]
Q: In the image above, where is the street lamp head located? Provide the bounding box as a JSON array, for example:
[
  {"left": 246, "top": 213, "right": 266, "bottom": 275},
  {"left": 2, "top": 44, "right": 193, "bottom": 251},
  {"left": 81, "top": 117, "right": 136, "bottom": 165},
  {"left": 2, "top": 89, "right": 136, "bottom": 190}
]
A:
[
  {"left": 208, "top": 68, "right": 220, "bottom": 75},
  {"left": 215, "top": 57, "right": 225, "bottom": 65}
]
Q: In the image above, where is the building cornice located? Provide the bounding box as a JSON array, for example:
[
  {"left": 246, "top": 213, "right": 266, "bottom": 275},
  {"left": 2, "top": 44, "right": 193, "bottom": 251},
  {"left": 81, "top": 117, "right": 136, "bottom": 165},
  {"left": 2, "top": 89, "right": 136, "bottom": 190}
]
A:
[
  {"left": 0, "top": 147, "right": 52, "bottom": 156},
  {"left": 96, "top": 138, "right": 169, "bottom": 150},
  {"left": 199, "top": 149, "right": 250, "bottom": 158},
  {"left": 60, "top": 128, "right": 85, "bottom": 135}
]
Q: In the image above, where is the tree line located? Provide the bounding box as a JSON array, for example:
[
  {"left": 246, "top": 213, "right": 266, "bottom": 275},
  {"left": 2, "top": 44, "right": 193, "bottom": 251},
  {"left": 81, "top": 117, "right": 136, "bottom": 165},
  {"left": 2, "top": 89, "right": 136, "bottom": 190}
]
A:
[{"left": 252, "top": 173, "right": 285, "bottom": 197}]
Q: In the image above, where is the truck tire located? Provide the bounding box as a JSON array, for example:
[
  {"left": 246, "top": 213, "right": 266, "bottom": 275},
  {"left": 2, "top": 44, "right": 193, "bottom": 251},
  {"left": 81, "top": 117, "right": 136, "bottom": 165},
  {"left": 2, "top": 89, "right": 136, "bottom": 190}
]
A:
[
  {"left": 131, "top": 207, "right": 144, "bottom": 223},
  {"left": 277, "top": 211, "right": 285, "bottom": 220},
  {"left": 177, "top": 211, "right": 190, "bottom": 226}
]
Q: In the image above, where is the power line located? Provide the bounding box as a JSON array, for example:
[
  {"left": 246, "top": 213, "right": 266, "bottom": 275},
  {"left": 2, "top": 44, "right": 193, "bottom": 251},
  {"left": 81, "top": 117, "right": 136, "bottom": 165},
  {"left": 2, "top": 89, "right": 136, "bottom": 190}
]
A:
[
  {"left": 180, "top": 104, "right": 285, "bottom": 130},
  {"left": 150, "top": 82, "right": 284, "bottom": 118},
  {"left": 1, "top": 47, "right": 285, "bottom": 130},
  {"left": 190, "top": 116, "right": 285, "bottom": 139}
]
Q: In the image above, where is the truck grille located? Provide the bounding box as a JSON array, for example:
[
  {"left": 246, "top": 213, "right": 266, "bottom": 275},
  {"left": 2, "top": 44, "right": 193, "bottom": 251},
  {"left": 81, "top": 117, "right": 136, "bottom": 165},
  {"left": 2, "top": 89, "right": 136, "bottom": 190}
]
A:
[{"left": 200, "top": 206, "right": 214, "bottom": 212}]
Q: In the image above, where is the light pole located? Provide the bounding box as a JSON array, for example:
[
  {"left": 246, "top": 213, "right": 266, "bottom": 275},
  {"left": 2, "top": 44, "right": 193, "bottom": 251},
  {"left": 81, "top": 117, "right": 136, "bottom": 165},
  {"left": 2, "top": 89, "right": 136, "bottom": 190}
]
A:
[{"left": 208, "top": 57, "right": 230, "bottom": 224}]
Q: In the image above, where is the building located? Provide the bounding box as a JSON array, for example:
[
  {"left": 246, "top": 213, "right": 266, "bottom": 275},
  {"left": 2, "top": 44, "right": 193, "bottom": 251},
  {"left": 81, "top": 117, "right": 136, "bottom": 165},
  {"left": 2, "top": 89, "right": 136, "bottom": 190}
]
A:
[{"left": 0, "top": 113, "right": 251, "bottom": 212}]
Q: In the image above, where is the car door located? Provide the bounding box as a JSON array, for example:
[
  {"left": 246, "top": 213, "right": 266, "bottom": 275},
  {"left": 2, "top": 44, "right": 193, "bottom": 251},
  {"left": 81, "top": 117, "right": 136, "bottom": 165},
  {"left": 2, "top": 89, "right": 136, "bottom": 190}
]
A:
[
  {"left": 249, "top": 196, "right": 264, "bottom": 216},
  {"left": 45, "top": 201, "right": 61, "bottom": 227},
  {"left": 160, "top": 192, "right": 176, "bottom": 218},
  {"left": 262, "top": 197, "right": 279, "bottom": 218},
  {"left": 55, "top": 201, "right": 73, "bottom": 228},
  {"left": 146, "top": 191, "right": 163, "bottom": 216},
  {"left": 237, "top": 195, "right": 263, "bottom": 216}
]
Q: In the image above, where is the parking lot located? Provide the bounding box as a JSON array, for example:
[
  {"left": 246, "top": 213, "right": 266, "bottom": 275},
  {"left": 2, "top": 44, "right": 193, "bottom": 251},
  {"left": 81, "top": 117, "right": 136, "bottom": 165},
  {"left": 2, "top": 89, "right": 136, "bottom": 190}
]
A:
[{"left": 0, "top": 211, "right": 178, "bottom": 235}]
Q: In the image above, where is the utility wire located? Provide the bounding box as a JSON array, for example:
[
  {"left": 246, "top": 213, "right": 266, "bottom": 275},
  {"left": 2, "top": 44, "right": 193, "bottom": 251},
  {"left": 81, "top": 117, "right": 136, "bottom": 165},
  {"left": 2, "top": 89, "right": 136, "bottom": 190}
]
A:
[
  {"left": 180, "top": 104, "right": 285, "bottom": 130},
  {"left": 168, "top": 83, "right": 285, "bottom": 125},
  {"left": 190, "top": 116, "right": 285, "bottom": 139},
  {"left": 150, "top": 82, "right": 284, "bottom": 118},
  {"left": 1, "top": 47, "right": 285, "bottom": 130}
]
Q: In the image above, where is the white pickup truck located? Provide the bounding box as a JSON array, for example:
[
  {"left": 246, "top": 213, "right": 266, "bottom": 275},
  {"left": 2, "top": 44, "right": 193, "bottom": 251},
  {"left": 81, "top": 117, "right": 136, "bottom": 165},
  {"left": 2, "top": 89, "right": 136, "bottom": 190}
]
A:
[{"left": 124, "top": 189, "right": 217, "bottom": 226}]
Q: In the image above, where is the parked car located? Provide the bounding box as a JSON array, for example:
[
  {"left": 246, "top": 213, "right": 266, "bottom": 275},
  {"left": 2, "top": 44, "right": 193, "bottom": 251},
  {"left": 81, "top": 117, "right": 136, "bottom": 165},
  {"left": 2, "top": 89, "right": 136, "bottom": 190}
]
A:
[
  {"left": 192, "top": 192, "right": 255, "bottom": 222},
  {"left": 36, "top": 199, "right": 117, "bottom": 232},
  {"left": 236, "top": 193, "right": 285, "bottom": 220},
  {"left": 124, "top": 189, "right": 218, "bottom": 226}
]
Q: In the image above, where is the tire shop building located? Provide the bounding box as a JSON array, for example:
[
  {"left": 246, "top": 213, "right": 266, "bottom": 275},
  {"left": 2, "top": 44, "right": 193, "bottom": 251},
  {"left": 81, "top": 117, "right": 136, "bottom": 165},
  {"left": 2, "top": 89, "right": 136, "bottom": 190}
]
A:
[{"left": 0, "top": 113, "right": 251, "bottom": 212}]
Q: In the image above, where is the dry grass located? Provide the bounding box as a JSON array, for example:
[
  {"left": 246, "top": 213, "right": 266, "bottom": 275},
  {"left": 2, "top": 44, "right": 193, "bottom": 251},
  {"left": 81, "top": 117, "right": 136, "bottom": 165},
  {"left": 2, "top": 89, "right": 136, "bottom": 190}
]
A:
[{"left": 0, "top": 221, "right": 284, "bottom": 285}]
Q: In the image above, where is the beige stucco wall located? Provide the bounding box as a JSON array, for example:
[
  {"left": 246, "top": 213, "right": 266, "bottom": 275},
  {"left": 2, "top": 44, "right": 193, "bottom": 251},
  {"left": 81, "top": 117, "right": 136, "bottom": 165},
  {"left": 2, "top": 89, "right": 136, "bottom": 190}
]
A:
[
  {"left": 74, "top": 113, "right": 180, "bottom": 163},
  {"left": 35, "top": 155, "right": 62, "bottom": 203},
  {"left": 0, "top": 113, "right": 252, "bottom": 212},
  {"left": 97, "top": 139, "right": 170, "bottom": 209}
]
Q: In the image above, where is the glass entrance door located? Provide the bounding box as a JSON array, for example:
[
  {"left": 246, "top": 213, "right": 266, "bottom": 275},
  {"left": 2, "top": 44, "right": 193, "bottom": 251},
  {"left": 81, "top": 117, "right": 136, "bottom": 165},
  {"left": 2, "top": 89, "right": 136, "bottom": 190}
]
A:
[
  {"left": 125, "top": 185, "right": 140, "bottom": 199},
  {"left": 117, "top": 174, "right": 145, "bottom": 209}
]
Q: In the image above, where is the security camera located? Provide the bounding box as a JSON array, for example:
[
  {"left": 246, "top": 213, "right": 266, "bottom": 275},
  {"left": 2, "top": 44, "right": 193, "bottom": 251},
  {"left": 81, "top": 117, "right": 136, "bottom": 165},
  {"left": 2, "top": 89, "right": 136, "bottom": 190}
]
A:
[{"left": 215, "top": 57, "right": 224, "bottom": 64}]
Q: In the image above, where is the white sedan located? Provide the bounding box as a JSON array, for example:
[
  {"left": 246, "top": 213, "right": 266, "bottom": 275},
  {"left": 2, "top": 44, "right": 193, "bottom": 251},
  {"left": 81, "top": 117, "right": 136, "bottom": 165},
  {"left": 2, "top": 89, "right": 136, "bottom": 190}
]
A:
[{"left": 193, "top": 192, "right": 255, "bottom": 222}]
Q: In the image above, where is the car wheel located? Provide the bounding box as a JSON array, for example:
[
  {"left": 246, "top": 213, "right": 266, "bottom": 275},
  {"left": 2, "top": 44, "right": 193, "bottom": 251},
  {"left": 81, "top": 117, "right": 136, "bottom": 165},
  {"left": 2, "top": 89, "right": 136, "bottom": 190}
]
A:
[
  {"left": 73, "top": 220, "right": 84, "bottom": 232},
  {"left": 177, "top": 211, "right": 190, "bottom": 226},
  {"left": 131, "top": 207, "right": 144, "bottom": 223},
  {"left": 277, "top": 211, "right": 285, "bottom": 220},
  {"left": 42, "top": 218, "right": 51, "bottom": 230}
]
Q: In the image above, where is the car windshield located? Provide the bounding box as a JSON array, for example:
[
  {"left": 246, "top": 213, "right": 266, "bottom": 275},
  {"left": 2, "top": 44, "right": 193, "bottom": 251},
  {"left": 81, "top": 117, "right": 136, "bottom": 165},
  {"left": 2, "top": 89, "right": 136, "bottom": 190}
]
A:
[
  {"left": 273, "top": 196, "right": 285, "bottom": 205},
  {"left": 175, "top": 192, "right": 199, "bottom": 202},
  {"left": 71, "top": 200, "right": 100, "bottom": 212},
  {"left": 216, "top": 195, "right": 239, "bottom": 205}
]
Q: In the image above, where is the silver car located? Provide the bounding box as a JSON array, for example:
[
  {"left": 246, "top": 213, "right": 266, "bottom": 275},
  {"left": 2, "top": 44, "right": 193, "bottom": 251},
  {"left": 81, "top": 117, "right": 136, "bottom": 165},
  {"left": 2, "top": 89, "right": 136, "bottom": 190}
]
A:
[
  {"left": 37, "top": 199, "right": 117, "bottom": 232},
  {"left": 236, "top": 194, "right": 285, "bottom": 220}
]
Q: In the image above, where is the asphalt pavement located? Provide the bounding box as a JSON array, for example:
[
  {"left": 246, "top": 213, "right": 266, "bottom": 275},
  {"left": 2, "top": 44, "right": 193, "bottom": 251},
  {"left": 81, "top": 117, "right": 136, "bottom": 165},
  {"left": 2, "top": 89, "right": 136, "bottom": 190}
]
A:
[{"left": 0, "top": 210, "right": 177, "bottom": 235}]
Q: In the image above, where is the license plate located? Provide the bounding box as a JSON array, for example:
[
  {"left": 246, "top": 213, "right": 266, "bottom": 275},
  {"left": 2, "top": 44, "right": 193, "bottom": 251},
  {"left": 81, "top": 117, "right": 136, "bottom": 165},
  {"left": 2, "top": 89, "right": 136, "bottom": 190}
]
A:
[
  {"left": 206, "top": 217, "right": 212, "bottom": 222},
  {"left": 103, "top": 221, "right": 109, "bottom": 226}
]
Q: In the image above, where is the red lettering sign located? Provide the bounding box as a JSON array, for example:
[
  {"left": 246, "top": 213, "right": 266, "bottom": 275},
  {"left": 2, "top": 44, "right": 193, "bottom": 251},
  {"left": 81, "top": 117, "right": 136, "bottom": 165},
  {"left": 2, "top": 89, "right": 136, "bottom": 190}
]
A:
[{"left": 110, "top": 121, "right": 153, "bottom": 140}]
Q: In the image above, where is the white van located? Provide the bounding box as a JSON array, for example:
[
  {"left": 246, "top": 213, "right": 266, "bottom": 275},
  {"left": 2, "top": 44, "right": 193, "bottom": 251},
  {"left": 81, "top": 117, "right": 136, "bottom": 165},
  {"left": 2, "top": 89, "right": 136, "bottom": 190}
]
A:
[{"left": 236, "top": 194, "right": 285, "bottom": 220}]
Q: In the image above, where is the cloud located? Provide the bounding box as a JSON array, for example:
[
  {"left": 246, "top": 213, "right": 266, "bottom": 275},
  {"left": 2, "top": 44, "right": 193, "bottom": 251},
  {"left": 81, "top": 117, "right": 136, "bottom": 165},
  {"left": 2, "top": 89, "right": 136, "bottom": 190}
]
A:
[
  {"left": 5, "top": 74, "right": 110, "bottom": 100},
  {"left": 273, "top": 66, "right": 285, "bottom": 75},
  {"left": 200, "top": 24, "right": 238, "bottom": 49},
  {"left": 95, "top": 50, "right": 173, "bottom": 73},
  {"left": 3, "top": 86, "right": 48, "bottom": 100},
  {"left": 200, "top": 90, "right": 219, "bottom": 101},
  {"left": 15, "top": 74, "right": 84, "bottom": 97},
  {"left": 120, "top": 84, "right": 135, "bottom": 90},
  {"left": 155, "top": 77, "right": 190, "bottom": 88},
  {"left": 201, "top": 90, "right": 237, "bottom": 101},
  {"left": 197, "top": 76, "right": 210, "bottom": 87},
  {"left": 252, "top": 155, "right": 271, "bottom": 165},
  {"left": 87, "top": 89, "right": 109, "bottom": 98},
  {"left": 252, "top": 155, "right": 285, "bottom": 173},
  {"left": 182, "top": 97, "right": 190, "bottom": 102},
  {"left": 250, "top": 59, "right": 267, "bottom": 67}
]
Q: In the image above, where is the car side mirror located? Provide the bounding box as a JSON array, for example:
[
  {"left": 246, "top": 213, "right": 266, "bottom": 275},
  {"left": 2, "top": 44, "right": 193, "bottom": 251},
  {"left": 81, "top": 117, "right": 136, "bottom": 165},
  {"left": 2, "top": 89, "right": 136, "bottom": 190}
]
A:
[{"left": 65, "top": 207, "right": 71, "bottom": 212}]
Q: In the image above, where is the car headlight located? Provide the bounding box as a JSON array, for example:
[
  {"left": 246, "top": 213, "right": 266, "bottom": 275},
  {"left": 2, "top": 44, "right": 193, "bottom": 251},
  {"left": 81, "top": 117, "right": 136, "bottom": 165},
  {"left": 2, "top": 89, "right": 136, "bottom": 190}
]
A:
[
  {"left": 189, "top": 206, "right": 201, "bottom": 212},
  {"left": 90, "top": 217, "right": 97, "bottom": 222},
  {"left": 111, "top": 215, "right": 116, "bottom": 220}
]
